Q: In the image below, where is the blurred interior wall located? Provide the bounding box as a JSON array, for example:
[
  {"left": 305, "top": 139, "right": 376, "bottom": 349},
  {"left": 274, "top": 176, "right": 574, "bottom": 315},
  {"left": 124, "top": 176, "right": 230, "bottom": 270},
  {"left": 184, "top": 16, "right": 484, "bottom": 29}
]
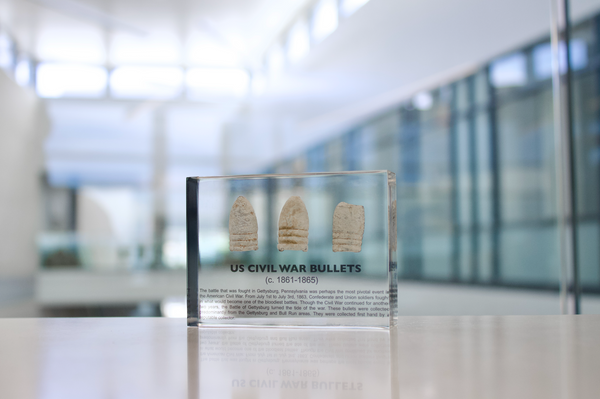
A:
[{"left": 0, "top": 70, "right": 49, "bottom": 315}]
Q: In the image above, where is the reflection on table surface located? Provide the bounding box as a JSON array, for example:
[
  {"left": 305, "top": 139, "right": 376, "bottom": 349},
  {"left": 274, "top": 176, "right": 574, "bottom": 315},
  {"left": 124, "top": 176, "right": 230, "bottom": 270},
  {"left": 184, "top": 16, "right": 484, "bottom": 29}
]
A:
[
  {"left": 0, "top": 316, "right": 599, "bottom": 399},
  {"left": 187, "top": 327, "right": 394, "bottom": 399}
]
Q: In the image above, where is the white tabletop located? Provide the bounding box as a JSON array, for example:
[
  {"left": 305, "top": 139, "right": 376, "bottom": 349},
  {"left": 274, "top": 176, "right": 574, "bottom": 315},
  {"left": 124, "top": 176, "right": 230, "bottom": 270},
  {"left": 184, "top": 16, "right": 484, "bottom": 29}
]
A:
[{"left": 0, "top": 316, "right": 599, "bottom": 399}]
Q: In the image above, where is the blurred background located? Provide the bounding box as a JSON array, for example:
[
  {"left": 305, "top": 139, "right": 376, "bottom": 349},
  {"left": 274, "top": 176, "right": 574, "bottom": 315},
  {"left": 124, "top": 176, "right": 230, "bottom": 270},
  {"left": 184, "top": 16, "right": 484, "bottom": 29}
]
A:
[{"left": 0, "top": 0, "right": 599, "bottom": 318}]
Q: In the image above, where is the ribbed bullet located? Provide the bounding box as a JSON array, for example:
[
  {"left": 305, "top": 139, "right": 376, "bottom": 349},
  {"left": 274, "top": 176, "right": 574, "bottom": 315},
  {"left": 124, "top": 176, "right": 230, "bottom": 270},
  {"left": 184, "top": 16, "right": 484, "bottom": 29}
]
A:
[
  {"left": 332, "top": 202, "right": 364, "bottom": 253},
  {"left": 277, "top": 196, "right": 309, "bottom": 252},
  {"left": 229, "top": 196, "right": 258, "bottom": 251}
]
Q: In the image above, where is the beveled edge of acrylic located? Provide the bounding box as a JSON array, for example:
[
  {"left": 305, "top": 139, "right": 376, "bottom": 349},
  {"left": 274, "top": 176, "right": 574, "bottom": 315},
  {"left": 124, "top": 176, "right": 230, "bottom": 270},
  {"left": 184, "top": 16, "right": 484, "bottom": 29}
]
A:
[
  {"left": 186, "top": 177, "right": 200, "bottom": 327},
  {"left": 187, "top": 170, "right": 391, "bottom": 181}
]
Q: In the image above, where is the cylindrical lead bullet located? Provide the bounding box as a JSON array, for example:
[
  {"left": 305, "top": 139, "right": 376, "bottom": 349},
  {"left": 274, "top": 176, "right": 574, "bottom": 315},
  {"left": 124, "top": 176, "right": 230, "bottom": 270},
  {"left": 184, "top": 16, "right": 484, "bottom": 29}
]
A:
[
  {"left": 332, "top": 202, "right": 364, "bottom": 253},
  {"left": 229, "top": 196, "right": 258, "bottom": 251},
  {"left": 277, "top": 196, "right": 309, "bottom": 252}
]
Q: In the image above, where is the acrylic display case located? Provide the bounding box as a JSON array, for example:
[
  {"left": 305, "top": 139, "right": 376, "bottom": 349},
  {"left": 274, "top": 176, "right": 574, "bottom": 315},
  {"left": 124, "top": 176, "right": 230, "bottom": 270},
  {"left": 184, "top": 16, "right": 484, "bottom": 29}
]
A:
[{"left": 187, "top": 171, "right": 397, "bottom": 328}]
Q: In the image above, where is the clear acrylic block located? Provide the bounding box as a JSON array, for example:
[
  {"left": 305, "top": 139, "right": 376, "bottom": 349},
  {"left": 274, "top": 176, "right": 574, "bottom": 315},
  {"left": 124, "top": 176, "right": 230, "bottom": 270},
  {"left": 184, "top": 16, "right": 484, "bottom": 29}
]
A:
[{"left": 187, "top": 171, "right": 397, "bottom": 328}]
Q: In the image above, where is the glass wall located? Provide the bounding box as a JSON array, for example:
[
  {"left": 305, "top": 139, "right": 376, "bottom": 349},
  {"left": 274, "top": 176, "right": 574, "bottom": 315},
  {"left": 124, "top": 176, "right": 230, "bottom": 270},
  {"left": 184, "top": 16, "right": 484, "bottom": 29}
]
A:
[
  {"left": 265, "top": 13, "right": 600, "bottom": 310},
  {"left": 570, "top": 8, "right": 600, "bottom": 313}
]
